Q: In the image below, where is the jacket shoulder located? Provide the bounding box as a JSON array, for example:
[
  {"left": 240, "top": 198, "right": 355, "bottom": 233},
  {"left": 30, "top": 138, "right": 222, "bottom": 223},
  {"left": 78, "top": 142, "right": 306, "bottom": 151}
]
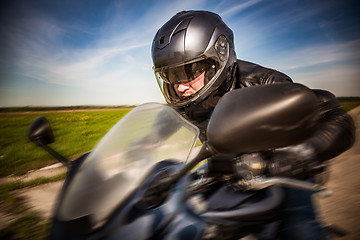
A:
[{"left": 236, "top": 60, "right": 292, "bottom": 86}]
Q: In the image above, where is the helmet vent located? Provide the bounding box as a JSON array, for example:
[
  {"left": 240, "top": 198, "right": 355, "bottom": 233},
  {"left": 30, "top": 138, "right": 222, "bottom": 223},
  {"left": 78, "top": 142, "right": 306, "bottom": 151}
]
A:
[
  {"left": 160, "top": 36, "right": 165, "bottom": 44},
  {"left": 215, "top": 36, "right": 229, "bottom": 62},
  {"left": 176, "top": 11, "right": 188, "bottom": 16}
]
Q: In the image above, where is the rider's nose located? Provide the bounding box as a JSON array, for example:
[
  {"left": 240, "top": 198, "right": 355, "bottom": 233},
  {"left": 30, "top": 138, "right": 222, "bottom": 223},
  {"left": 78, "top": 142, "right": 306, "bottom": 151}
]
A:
[{"left": 177, "top": 84, "right": 190, "bottom": 92}]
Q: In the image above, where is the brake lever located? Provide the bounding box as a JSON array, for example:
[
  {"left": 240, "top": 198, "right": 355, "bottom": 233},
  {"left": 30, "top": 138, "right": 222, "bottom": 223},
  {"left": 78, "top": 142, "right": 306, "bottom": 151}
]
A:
[{"left": 237, "top": 177, "right": 332, "bottom": 196}]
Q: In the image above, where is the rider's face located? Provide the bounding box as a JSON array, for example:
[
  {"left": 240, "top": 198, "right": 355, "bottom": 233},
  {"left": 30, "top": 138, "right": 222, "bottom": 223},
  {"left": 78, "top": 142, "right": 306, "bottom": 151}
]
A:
[{"left": 174, "top": 72, "right": 205, "bottom": 98}]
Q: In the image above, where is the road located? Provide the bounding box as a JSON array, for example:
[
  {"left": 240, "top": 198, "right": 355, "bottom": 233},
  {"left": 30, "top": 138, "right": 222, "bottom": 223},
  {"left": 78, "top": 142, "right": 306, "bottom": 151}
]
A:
[{"left": 317, "top": 106, "right": 360, "bottom": 239}]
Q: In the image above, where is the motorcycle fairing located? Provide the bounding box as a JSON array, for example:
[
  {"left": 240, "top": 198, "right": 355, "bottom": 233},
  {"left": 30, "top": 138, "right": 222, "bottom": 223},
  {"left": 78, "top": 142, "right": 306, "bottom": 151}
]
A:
[{"left": 51, "top": 161, "right": 207, "bottom": 240}]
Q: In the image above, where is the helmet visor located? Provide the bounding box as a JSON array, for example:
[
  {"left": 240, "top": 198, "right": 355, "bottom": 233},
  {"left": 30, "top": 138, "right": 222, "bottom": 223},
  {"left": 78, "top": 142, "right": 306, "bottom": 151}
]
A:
[
  {"left": 157, "top": 59, "right": 212, "bottom": 85},
  {"left": 155, "top": 58, "right": 218, "bottom": 102}
]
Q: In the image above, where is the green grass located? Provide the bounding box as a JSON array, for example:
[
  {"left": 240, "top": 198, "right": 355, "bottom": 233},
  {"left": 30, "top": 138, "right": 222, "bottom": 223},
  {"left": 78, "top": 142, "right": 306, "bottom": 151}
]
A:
[
  {"left": 0, "top": 109, "right": 131, "bottom": 177},
  {"left": 340, "top": 102, "right": 360, "bottom": 112},
  {"left": 0, "top": 105, "right": 136, "bottom": 113},
  {"left": 338, "top": 97, "right": 360, "bottom": 112}
]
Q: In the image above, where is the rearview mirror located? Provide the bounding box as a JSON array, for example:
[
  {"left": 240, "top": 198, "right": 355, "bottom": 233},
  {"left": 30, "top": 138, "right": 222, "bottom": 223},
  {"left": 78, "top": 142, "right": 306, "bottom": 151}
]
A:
[
  {"left": 28, "top": 116, "right": 70, "bottom": 167},
  {"left": 207, "top": 83, "right": 319, "bottom": 153},
  {"left": 28, "top": 116, "right": 54, "bottom": 145}
]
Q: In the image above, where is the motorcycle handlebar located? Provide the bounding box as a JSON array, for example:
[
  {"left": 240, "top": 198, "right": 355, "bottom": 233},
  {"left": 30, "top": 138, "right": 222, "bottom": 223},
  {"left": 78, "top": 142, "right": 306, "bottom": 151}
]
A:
[
  {"left": 200, "top": 156, "right": 331, "bottom": 195},
  {"left": 239, "top": 177, "right": 328, "bottom": 193}
]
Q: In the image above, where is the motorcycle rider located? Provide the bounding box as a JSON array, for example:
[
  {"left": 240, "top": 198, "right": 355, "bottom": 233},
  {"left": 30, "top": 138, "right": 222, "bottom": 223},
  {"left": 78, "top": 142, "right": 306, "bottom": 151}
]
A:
[{"left": 151, "top": 10, "right": 355, "bottom": 239}]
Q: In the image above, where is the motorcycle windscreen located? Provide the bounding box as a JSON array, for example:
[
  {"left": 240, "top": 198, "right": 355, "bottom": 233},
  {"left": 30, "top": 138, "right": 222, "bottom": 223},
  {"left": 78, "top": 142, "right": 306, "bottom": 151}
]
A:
[{"left": 58, "top": 103, "right": 199, "bottom": 231}]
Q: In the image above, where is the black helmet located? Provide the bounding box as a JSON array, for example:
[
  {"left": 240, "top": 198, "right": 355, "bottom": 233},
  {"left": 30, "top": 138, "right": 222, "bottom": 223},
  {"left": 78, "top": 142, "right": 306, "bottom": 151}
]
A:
[{"left": 152, "top": 10, "right": 237, "bottom": 114}]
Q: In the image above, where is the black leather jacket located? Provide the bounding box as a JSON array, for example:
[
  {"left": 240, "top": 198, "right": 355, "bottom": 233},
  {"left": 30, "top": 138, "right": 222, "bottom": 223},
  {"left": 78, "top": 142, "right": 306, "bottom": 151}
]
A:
[
  {"left": 185, "top": 59, "right": 355, "bottom": 162},
  {"left": 235, "top": 60, "right": 355, "bottom": 161}
]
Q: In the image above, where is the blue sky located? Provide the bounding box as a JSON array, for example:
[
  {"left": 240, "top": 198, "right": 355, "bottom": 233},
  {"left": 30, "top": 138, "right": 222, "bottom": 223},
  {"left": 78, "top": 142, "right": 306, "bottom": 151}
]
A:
[{"left": 1, "top": 0, "right": 359, "bottom": 107}]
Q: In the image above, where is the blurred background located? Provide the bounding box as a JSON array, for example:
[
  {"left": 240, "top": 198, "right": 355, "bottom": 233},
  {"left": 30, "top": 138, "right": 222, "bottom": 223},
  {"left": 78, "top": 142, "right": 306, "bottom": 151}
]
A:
[{"left": 0, "top": 1, "right": 359, "bottom": 239}]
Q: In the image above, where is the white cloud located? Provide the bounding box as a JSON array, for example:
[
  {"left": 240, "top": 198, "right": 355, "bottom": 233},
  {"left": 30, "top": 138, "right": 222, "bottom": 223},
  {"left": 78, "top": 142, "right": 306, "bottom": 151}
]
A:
[
  {"left": 10, "top": 0, "right": 210, "bottom": 87},
  {"left": 292, "top": 65, "right": 360, "bottom": 96},
  {"left": 219, "top": 0, "right": 262, "bottom": 17},
  {"left": 265, "top": 39, "right": 360, "bottom": 96},
  {"left": 2, "top": 0, "right": 215, "bottom": 106},
  {"left": 263, "top": 39, "right": 360, "bottom": 71}
]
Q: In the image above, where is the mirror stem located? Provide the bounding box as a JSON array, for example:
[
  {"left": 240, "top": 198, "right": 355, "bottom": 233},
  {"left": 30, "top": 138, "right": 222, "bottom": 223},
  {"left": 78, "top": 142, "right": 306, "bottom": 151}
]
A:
[
  {"left": 36, "top": 142, "right": 71, "bottom": 168},
  {"left": 141, "top": 142, "right": 216, "bottom": 209},
  {"left": 169, "top": 142, "right": 215, "bottom": 185}
]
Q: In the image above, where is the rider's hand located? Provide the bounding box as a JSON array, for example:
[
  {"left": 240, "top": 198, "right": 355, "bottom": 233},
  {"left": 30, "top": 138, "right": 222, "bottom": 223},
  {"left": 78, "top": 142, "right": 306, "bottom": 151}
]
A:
[{"left": 267, "top": 143, "right": 323, "bottom": 179}]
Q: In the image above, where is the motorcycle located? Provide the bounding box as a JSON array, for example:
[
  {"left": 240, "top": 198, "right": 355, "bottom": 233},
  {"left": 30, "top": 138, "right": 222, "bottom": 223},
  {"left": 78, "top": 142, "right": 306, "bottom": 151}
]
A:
[{"left": 28, "top": 83, "right": 339, "bottom": 239}]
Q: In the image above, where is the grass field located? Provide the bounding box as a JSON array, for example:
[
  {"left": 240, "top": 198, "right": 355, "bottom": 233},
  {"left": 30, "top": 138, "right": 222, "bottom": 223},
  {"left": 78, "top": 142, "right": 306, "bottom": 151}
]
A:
[
  {"left": 338, "top": 97, "right": 360, "bottom": 112},
  {"left": 340, "top": 102, "right": 360, "bottom": 112},
  {"left": 0, "top": 109, "right": 131, "bottom": 177}
]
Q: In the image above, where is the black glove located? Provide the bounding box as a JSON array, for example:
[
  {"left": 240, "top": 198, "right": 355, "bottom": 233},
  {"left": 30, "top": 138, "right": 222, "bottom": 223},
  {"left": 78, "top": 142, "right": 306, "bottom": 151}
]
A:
[
  {"left": 207, "top": 153, "right": 238, "bottom": 176},
  {"left": 208, "top": 153, "right": 267, "bottom": 179},
  {"left": 267, "top": 143, "right": 323, "bottom": 179}
]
